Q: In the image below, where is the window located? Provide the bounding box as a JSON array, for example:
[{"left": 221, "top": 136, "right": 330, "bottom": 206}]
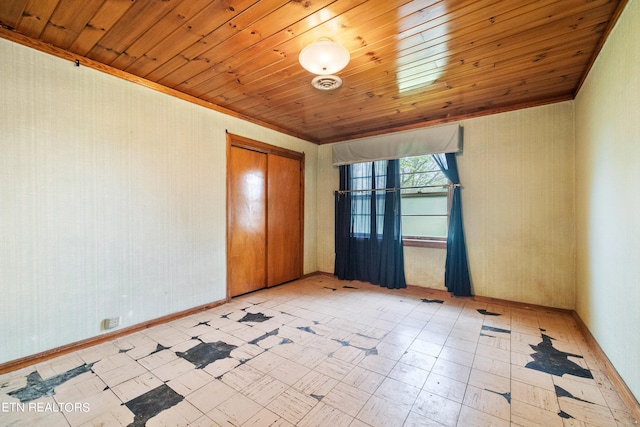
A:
[
  {"left": 346, "top": 156, "right": 449, "bottom": 248},
  {"left": 349, "top": 161, "right": 388, "bottom": 237},
  {"left": 400, "top": 155, "right": 449, "bottom": 248}
]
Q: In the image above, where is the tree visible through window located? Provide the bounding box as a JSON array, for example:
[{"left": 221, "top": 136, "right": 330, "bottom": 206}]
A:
[{"left": 400, "top": 155, "right": 449, "bottom": 247}]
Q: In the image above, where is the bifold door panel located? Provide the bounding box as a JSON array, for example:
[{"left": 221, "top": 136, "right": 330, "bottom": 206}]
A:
[{"left": 227, "top": 135, "right": 303, "bottom": 298}]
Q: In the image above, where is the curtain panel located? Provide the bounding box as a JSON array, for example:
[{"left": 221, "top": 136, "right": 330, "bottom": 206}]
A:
[
  {"left": 334, "top": 160, "right": 406, "bottom": 289},
  {"left": 433, "top": 153, "right": 472, "bottom": 296}
]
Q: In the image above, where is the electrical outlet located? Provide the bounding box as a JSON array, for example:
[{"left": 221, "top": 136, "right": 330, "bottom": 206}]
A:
[{"left": 101, "top": 317, "right": 121, "bottom": 330}]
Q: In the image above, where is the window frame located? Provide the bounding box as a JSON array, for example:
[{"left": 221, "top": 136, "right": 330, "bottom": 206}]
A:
[
  {"left": 399, "top": 156, "right": 450, "bottom": 249},
  {"left": 345, "top": 156, "right": 451, "bottom": 249}
]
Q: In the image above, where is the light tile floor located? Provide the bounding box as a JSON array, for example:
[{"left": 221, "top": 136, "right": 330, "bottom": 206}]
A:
[{"left": 1, "top": 276, "right": 638, "bottom": 426}]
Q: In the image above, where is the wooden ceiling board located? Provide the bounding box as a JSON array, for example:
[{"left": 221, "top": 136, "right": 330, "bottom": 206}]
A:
[
  {"left": 263, "top": 55, "right": 583, "bottom": 135},
  {"left": 151, "top": 1, "right": 286, "bottom": 90},
  {"left": 67, "top": 0, "right": 137, "bottom": 56},
  {"left": 201, "top": 1, "right": 413, "bottom": 105},
  {"left": 142, "top": 0, "right": 262, "bottom": 81},
  {"left": 168, "top": 0, "right": 311, "bottom": 94},
  {"left": 236, "top": 2, "right": 615, "bottom": 140},
  {"left": 87, "top": 0, "right": 186, "bottom": 65},
  {"left": 234, "top": 37, "right": 575, "bottom": 122},
  {"left": 107, "top": 0, "right": 210, "bottom": 70},
  {"left": 40, "top": 0, "right": 105, "bottom": 49},
  {"left": 0, "top": 0, "right": 627, "bottom": 143},
  {"left": 177, "top": 0, "right": 373, "bottom": 94},
  {"left": 214, "top": 0, "right": 600, "bottom": 110},
  {"left": 321, "top": 21, "right": 602, "bottom": 106},
  {"left": 15, "top": 0, "right": 59, "bottom": 38},
  {"left": 122, "top": 1, "right": 242, "bottom": 77},
  {"left": 0, "top": 0, "right": 25, "bottom": 30}
]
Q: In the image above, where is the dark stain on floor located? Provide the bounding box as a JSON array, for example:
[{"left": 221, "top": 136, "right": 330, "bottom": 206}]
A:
[
  {"left": 421, "top": 298, "right": 444, "bottom": 304},
  {"left": 357, "top": 331, "right": 385, "bottom": 340},
  {"left": 297, "top": 326, "right": 317, "bottom": 334},
  {"left": 149, "top": 344, "right": 170, "bottom": 356},
  {"left": 485, "top": 388, "right": 511, "bottom": 404},
  {"left": 125, "top": 384, "right": 183, "bottom": 427},
  {"left": 558, "top": 410, "right": 574, "bottom": 419},
  {"left": 8, "top": 363, "right": 95, "bottom": 402},
  {"left": 331, "top": 338, "right": 378, "bottom": 356},
  {"left": 176, "top": 340, "right": 237, "bottom": 369},
  {"left": 526, "top": 334, "right": 593, "bottom": 379},
  {"left": 249, "top": 328, "right": 279, "bottom": 345},
  {"left": 477, "top": 309, "right": 502, "bottom": 316},
  {"left": 238, "top": 312, "right": 272, "bottom": 323},
  {"left": 555, "top": 385, "right": 592, "bottom": 403},
  {"left": 481, "top": 325, "right": 511, "bottom": 334}
]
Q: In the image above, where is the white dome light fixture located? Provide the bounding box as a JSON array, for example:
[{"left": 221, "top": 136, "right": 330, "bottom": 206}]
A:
[{"left": 299, "top": 38, "right": 350, "bottom": 76}]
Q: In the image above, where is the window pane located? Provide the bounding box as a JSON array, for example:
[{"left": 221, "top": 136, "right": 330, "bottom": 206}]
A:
[
  {"left": 400, "top": 156, "right": 448, "bottom": 193},
  {"left": 402, "top": 215, "right": 448, "bottom": 238},
  {"left": 347, "top": 157, "right": 449, "bottom": 240},
  {"left": 349, "top": 161, "right": 388, "bottom": 237},
  {"left": 401, "top": 194, "right": 448, "bottom": 238},
  {"left": 402, "top": 194, "right": 447, "bottom": 216},
  {"left": 399, "top": 155, "right": 449, "bottom": 239}
]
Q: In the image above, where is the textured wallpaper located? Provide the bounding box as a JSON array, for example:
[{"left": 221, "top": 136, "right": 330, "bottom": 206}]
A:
[
  {"left": 575, "top": 0, "right": 640, "bottom": 401},
  {"left": 0, "top": 37, "right": 316, "bottom": 364}
]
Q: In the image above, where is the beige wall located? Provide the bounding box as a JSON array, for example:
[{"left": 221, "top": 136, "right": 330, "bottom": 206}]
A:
[
  {"left": 458, "top": 102, "right": 575, "bottom": 308},
  {"left": 575, "top": 0, "right": 640, "bottom": 401},
  {"left": 0, "top": 37, "right": 317, "bottom": 364},
  {"left": 318, "top": 102, "right": 576, "bottom": 309},
  {"left": 316, "top": 144, "right": 338, "bottom": 272}
]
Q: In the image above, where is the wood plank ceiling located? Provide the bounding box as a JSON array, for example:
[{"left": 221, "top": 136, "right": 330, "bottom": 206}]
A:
[{"left": 0, "top": 0, "right": 626, "bottom": 144}]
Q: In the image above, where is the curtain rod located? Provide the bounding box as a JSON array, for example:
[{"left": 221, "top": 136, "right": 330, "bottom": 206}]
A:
[{"left": 336, "top": 183, "right": 460, "bottom": 194}]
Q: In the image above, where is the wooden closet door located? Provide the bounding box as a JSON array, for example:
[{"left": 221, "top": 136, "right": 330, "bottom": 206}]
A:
[
  {"left": 228, "top": 146, "right": 267, "bottom": 297},
  {"left": 267, "top": 154, "right": 302, "bottom": 286}
]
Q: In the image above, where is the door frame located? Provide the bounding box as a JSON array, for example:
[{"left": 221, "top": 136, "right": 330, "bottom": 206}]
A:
[{"left": 226, "top": 132, "right": 305, "bottom": 302}]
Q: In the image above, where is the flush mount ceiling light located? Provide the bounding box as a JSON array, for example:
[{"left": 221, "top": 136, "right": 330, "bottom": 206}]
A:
[{"left": 299, "top": 38, "right": 350, "bottom": 75}]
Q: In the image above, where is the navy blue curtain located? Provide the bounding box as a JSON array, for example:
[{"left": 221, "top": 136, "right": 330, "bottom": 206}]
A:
[
  {"left": 433, "top": 153, "right": 472, "bottom": 296},
  {"left": 334, "top": 165, "right": 352, "bottom": 279},
  {"left": 334, "top": 160, "right": 406, "bottom": 289}
]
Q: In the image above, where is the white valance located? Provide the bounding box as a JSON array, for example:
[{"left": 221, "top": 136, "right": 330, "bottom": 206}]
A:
[{"left": 332, "top": 123, "right": 462, "bottom": 166}]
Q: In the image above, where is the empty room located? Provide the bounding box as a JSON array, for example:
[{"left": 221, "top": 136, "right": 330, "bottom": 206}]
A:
[{"left": 1, "top": 1, "right": 638, "bottom": 426}]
